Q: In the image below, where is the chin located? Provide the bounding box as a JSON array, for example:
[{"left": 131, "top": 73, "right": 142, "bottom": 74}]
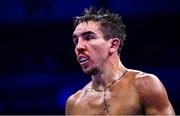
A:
[{"left": 82, "top": 66, "right": 99, "bottom": 75}]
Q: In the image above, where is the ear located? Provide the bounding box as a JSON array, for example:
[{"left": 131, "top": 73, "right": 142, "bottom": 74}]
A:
[{"left": 109, "top": 38, "right": 120, "bottom": 54}]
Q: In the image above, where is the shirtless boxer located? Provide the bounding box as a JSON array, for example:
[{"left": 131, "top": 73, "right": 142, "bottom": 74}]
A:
[{"left": 66, "top": 7, "right": 175, "bottom": 115}]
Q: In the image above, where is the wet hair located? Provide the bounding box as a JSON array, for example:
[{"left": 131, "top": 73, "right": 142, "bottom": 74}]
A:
[{"left": 73, "top": 7, "right": 126, "bottom": 54}]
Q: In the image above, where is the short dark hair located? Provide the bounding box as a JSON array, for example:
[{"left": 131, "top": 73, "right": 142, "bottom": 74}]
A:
[{"left": 73, "top": 7, "right": 126, "bottom": 54}]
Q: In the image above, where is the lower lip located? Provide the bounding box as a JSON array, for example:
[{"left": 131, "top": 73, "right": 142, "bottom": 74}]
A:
[{"left": 80, "top": 60, "right": 90, "bottom": 68}]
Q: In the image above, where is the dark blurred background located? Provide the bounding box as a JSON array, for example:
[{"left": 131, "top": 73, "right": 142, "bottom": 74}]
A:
[{"left": 0, "top": 0, "right": 180, "bottom": 115}]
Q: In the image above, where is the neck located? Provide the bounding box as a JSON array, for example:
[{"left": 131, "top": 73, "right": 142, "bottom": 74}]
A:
[{"left": 91, "top": 55, "right": 127, "bottom": 91}]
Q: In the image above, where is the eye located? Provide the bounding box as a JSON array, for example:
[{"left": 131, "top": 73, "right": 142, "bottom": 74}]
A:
[
  {"left": 84, "top": 34, "right": 95, "bottom": 41},
  {"left": 73, "top": 36, "right": 78, "bottom": 45}
]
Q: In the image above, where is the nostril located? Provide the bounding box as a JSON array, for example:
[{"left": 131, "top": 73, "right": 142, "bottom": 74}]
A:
[{"left": 77, "top": 46, "right": 86, "bottom": 52}]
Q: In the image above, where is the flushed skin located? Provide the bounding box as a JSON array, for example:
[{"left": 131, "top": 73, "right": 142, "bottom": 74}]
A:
[{"left": 66, "top": 19, "right": 175, "bottom": 115}]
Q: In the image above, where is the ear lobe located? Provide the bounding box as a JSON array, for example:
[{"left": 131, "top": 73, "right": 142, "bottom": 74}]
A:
[{"left": 109, "top": 38, "right": 120, "bottom": 54}]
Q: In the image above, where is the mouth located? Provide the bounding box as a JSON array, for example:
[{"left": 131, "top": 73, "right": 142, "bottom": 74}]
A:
[{"left": 78, "top": 55, "right": 89, "bottom": 64}]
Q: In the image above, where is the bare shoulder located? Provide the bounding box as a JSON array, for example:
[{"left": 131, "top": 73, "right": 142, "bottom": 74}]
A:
[
  {"left": 130, "top": 70, "right": 175, "bottom": 115},
  {"left": 65, "top": 89, "right": 82, "bottom": 114},
  {"left": 132, "top": 70, "right": 166, "bottom": 99},
  {"left": 134, "top": 71, "right": 165, "bottom": 95},
  {"left": 126, "top": 69, "right": 164, "bottom": 93},
  {"left": 66, "top": 89, "right": 82, "bottom": 105},
  {"left": 66, "top": 82, "right": 91, "bottom": 104},
  {"left": 66, "top": 82, "right": 92, "bottom": 114}
]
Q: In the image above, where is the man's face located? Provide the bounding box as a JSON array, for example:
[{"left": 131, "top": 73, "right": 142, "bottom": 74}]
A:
[{"left": 72, "top": 21, "right": 111, "bottom": 75}]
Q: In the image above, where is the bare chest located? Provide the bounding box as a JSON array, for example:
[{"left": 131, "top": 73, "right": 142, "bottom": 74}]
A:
[{"left": 72, "top": 87, "right": 143, "bottom": 115}]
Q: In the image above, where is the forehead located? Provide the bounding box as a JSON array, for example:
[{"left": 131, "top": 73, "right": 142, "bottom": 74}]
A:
[{"left": 73, "top": 21, "right": 103, "bottom": 36}]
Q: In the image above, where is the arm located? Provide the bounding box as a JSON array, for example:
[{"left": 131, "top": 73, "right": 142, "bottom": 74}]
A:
[{"left": 135, "top": 73, "right": 175, "bottom": 115}]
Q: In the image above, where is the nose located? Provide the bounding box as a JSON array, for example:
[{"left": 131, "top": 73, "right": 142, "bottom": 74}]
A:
[{"left": 75, "top": 39, "right": 86, "bottom": 54}]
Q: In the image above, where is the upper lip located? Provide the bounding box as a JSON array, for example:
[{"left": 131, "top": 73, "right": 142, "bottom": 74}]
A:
[{"left": 78, "top": 55, "right": 89, "bottom": 63}]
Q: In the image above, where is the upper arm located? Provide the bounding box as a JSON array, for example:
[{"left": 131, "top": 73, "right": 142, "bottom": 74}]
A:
[{"left": 135, "top": 73, "right": 175, "bottom": 115}]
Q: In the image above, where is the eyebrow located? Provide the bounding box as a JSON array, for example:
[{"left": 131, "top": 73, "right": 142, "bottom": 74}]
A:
[
  {"left": 82, "top": 31, "right": 95, "bottom": 37},
  {"left": 72, "top": 31, "right": 96, "bottom": 39}
]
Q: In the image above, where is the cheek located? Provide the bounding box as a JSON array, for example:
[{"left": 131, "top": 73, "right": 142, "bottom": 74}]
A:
[{"left": 91, "top": 44, "right": 109, "bottom": 57}]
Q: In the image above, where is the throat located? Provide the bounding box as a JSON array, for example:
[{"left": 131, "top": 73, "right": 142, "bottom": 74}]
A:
[{"left": 92, "top": 70, "right": 128, "bottom": 91}]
